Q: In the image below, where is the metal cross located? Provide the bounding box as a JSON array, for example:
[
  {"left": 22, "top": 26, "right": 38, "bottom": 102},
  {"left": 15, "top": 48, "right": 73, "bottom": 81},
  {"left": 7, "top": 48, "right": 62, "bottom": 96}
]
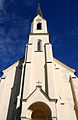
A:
[{"left": 36, "top": 80, "right": 41, "bottom": 86}]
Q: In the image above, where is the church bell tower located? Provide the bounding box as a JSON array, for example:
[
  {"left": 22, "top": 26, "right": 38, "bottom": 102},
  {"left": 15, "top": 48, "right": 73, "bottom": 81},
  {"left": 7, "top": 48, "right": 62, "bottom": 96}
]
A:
[
  {"left": 16, "top": 3, "right": 78, "bottom": 120},
  {"left": 19, "top": 3, "right": 57, "bottom": 120}
]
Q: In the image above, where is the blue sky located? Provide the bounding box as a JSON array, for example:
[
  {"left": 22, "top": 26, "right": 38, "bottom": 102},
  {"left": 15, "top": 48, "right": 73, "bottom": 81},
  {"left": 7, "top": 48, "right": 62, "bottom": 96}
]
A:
[{"left": 0, "top": 0, "right": 78, "bottom": 76}]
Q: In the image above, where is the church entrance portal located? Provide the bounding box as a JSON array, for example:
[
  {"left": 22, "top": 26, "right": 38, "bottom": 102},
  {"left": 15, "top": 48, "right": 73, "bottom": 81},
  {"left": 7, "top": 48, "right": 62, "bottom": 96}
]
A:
[{"left": 28, "top": 102, "right": 52, "bottom": 120}]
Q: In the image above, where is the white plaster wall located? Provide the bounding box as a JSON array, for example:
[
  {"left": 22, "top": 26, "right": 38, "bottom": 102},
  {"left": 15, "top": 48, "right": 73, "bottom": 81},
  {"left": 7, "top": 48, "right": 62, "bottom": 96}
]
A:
[
  {"left": 30, "top": 51, "right": 45, "bottom": 93},
  {"left": 31, "top": 15, "right": 47, "bottom": 33},
  {"left": 26, "top": 44, "right": 33, "bottom": 62},
  {"left": 45, "top": 44, "right": 55, "bottom": 98},
  {"left": 45, "top": 44, "right": 53, "bottom": 62},
  {"left": 28, "top": 34, "right": 49, "bottom": 46},
  {"left": 0, "top": 79, "right": 6, "bottom": 103},
  {"left": 72, "top": 77, "right": 78, "bottom": 101},
  {"left": 23, "top": 34, "right": 50, "bottom": 96},
  {"left": 57, "top": 101, "right": 76, "bottom": 120},
  {"left": 0, "top": 62, "right": 19, "bottom": 120},
  {"left": 47, "top": 63, "right": 54, "bottom": 98},
  {"left": 53, "top": 60, "right": 77, "bottom": 120},
  {"left": 53, "top": 60, "right": 78, "bottom": 102}
]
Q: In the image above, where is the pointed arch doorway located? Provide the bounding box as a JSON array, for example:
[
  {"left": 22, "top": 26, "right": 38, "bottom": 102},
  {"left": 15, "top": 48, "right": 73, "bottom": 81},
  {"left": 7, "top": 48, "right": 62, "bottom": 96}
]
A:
[{"left": 28, "top": 102, "right": 52, "bottom": 120}]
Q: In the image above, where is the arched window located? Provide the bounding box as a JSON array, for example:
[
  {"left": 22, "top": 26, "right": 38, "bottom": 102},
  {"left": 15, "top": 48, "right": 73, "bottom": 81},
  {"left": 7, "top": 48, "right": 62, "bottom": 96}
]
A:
[
  {"left": 37, "top": 40, "right": 41, "bottom": 51},
  {"left": 37, "top": 23, "right": 42, "bottom": 30}
]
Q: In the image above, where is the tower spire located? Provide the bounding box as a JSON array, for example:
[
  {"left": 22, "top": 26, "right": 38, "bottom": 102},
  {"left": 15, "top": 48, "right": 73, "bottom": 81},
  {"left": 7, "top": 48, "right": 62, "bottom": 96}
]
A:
[{"left": 36, "top": 2, "right": 43, "bottom": 17}]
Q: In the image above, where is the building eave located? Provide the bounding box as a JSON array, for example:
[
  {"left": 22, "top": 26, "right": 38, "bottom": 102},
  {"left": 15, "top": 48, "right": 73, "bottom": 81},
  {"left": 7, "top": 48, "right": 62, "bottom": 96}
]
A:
[
  {"left": 28, "top": 33, "right": 49, "bottom": 36},
  {"left": 1, "top": 57, "right": 25, "bottom": 74},
  {"left": 53, "top": 57, "right": 76, "bottom": 73},
  {"left": 22, "top": 86, "right": 57, "bottom": 103}
]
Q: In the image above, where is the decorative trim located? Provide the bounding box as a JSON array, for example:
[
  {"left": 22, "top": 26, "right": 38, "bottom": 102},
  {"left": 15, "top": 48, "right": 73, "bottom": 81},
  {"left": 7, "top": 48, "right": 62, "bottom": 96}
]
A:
[
  {"left": 20, "top": 117, "right": 26, "bottom": 119},
  {"left": 22, "top": 87, "right": 58, "bottom": 103},
  {"left": 22, "top": 99, "right": 27, "bottom": 102},
  {"left": 22, "top": 98, "right": 57, "bottom": 103},
  {"left": 28, "top": 43, "right": 32, "bottom": 45},
  {"left": 26, "top": 62, "right": 31, "bottom": 63},
  {"left": 72, "top": 77, "right": 76, "bottom": 79},
  {"left": 44, "top": 43, "right": 50, "bottom": 47},
  {"left": 29, "top": 33, "right": 49, "bottom": 35},
  {"left": 35, "top": 51, "right": 43, "bottom": 52},
  {"left": 46, "top": 62, "right": 52, "bottom": 63},
  {"left": 26, "top": 43, "right": 32, "bottom": 47},
  {"left": 44, "top": 43, "right": 50, "bottom": 45},
  {"left": 53, "top": 57, "right": 76, "bottom": 73},
  {"left": 36, "top": 85, "right": 42, "bottom": 89},
  {"left": 60, "top": 103, "right": 65, "bottom": 105},
  {"left": 55, "top": 68, "right": 59, "bottom": 69},
  {"left": 52, "top": 117, "right": 57, "bottom": 118}
]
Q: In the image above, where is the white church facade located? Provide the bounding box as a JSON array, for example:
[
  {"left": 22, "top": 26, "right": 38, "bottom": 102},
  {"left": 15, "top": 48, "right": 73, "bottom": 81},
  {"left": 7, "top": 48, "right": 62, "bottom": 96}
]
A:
[{"left": 0, "top": 3, "right": 78, "bottom": 120}]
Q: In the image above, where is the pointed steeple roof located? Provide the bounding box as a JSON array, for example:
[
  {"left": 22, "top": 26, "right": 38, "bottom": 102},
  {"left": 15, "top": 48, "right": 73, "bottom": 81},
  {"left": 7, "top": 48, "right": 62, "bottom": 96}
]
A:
[{"left": 36, "top": 3, "right": 43, "bottom": 18}]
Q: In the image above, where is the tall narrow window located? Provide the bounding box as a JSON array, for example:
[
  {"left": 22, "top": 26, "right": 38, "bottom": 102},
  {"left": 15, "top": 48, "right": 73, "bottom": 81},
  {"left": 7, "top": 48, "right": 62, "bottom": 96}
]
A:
[
  {"left": 37, "top": 40, "right": 41, "bottom": 51},
  {"left": 37, "top": 23, "right": 42, "bottom": 30}
]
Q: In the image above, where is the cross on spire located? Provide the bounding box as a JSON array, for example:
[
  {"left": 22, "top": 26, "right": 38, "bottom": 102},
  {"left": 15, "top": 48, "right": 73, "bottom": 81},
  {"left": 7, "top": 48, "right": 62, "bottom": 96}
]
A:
[
  {"left": 36, "top": 2, "right": 43, "bottom": 17},
  {"left": 38, "top": 2, "right": 40, "bottom": 8},
  {"left": 36, "top": 80, "right": 41, "bottom": 86}
]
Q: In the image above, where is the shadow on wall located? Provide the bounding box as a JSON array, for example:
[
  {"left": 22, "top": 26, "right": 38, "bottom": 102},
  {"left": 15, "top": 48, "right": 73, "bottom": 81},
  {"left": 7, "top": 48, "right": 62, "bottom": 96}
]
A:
[{"left": 6, "top": 57, "right": 24, "bottom": 120}]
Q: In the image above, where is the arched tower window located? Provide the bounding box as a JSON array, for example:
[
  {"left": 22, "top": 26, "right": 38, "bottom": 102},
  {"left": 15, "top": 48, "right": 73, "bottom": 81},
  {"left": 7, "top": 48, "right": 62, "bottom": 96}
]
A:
[
  {"left": 37, "top": 40, "right": 42, "bottom": 51},
  {"left": 37, "top": 23, "right": 42, "bottom": 30}
]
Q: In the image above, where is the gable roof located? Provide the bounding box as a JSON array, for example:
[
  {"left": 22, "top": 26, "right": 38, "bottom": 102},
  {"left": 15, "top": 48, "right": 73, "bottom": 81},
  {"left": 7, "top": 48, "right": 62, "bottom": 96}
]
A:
[
  {"left": 53, "top": 57, "right": 76, "bottom": 73},
  {"left": 0, "top": 56, "right": 76, "bottom": 77},
  {"left": 0, "top": 57, "right": 24, "bottom": 75},
  {"left": 22, "top": 86, "right": 57, "bottom": 103}
]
